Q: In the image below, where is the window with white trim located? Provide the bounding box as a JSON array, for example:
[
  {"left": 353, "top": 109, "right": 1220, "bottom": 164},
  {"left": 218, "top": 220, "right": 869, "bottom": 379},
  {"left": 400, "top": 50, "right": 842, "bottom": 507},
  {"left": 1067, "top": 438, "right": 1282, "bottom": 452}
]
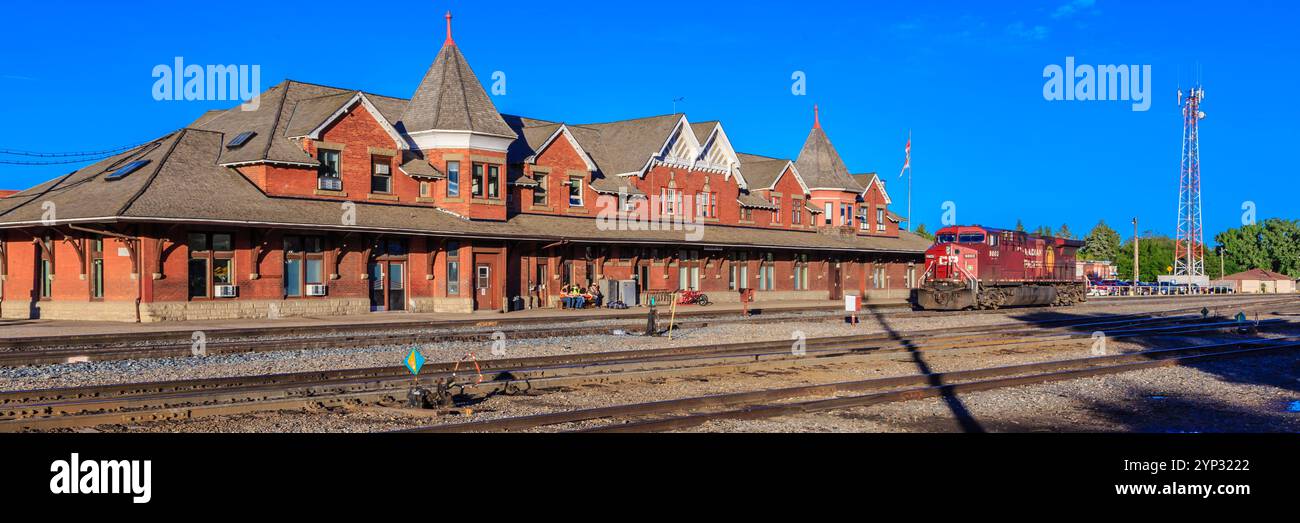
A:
[
  {"left": 533, "top": 173, "right": 547, "bottom": 206},
  {"left": 370, "top": 156, "right": 392, "bottom": 194},
  {"left": 569, "top": 176, "right": 584, "bottom": 207},
  {"left": 446, "top": 161, "right": 461, "bottom": 197}
]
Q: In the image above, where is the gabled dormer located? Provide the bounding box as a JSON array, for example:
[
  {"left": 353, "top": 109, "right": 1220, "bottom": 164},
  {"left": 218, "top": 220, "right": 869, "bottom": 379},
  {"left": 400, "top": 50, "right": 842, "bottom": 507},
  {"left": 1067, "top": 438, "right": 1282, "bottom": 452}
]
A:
[
  {"left": 853, "top": 173, "right": 898, "bottom": 237},
  {"left": 738, "top": 153, "right": 811, "bottom": 229},
  {"left": 398, "top": 12, "right": 514, "bottom": 221},
  {"left": 514, "top": 122, "right": 600, "bottom": 216}
]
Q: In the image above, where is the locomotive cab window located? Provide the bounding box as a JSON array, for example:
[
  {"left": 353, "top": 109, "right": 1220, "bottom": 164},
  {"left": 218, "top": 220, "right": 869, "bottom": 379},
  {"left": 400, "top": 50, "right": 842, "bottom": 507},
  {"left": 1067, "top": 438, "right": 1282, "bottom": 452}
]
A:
[
  {"left": 958, "top": 233, "right": 986, "bottom": 244},
  {"left": 937, "top": 234, "right": 956, "bottom": 243}
]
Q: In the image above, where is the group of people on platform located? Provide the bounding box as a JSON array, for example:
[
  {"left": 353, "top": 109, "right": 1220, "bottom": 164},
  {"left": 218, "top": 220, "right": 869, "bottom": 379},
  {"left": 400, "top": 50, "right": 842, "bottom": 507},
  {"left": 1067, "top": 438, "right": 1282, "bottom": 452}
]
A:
[{"left": 559, "top": 283, "right": 603, "bottom": 310}]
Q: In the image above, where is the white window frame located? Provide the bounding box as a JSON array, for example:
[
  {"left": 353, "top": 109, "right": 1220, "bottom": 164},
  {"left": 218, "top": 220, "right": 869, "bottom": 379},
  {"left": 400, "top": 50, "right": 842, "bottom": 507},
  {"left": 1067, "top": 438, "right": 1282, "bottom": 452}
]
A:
[
  {"left": 569, "top": 176, "right": 584, "bottom": 207},
  {"left": 446, "top": 161, "right": 461, "bottom": 197}
]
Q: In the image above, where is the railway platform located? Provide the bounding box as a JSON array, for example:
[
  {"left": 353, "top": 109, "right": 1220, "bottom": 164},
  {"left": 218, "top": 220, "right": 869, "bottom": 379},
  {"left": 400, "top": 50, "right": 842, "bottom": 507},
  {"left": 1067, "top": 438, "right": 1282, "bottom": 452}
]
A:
[{"left": 0, "top": 299, "right": 895, "bottom": 341}]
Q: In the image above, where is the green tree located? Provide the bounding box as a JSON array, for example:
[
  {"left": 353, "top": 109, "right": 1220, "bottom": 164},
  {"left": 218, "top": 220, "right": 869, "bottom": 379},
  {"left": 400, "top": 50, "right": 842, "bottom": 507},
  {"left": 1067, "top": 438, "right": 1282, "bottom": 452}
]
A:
[
  {"left": 1033, "top": 225, "right": 1054, "bottom": 238},
  {"left": 1080, "top": 220, "right": 1121, "bottom": 262},
  {"left": 1058, "top": 223, "right": 1074, "bottom": 240},
  {"left": 1115, "top": 236, "right": 1176, "bottom": 282},
  {"left": 1214, "top": 218, "right": 1300, "bottom": 277},
  {"left": 914, "top": 223, "right": 934, "bottom": 240},
  {"left": 1015, "top": 219, "right": 1026, "bottom": 232}
]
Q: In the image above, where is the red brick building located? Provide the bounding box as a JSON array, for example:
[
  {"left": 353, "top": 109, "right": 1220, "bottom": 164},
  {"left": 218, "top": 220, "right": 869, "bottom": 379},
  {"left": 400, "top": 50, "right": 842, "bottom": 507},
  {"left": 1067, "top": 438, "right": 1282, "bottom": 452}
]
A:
[{"left": 0, "top": 14, "right": 929, "bottom": 322}]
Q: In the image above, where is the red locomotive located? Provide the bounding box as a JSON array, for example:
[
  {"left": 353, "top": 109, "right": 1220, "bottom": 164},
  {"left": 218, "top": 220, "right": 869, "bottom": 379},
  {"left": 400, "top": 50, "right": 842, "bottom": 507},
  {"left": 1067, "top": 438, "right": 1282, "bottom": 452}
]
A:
[{"left": 914, "top": 225, "right": 1087, "bottom": 310}]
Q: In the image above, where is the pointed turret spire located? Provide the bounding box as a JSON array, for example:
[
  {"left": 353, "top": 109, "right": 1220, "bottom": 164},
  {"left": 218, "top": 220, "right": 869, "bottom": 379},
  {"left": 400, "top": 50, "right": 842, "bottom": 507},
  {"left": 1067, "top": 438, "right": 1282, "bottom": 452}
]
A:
[
  {"left": 795, "top": 110, "right": 863, "bottom": 192},
  {"left": 400, "top": 12, "right": 514, "bottom": 137},
  {"left": 444, "top": 11, "right": 455, "bottom": 46}
]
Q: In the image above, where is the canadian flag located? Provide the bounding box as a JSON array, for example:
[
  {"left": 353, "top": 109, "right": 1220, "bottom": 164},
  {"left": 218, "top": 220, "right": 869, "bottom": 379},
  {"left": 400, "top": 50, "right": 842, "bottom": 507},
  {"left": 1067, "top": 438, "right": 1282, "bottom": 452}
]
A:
[{"left": 899, "top": 136, "right": 911, "bottom": 177}]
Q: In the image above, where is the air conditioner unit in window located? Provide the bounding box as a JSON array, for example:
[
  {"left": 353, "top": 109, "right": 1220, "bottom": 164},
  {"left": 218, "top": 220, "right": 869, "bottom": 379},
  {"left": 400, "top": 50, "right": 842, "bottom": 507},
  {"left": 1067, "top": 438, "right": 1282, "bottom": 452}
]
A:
[
  {"left": 306, "top": 284, "right": 328, "bottom": 297},
  {"left": 318, "top": 177, "right": 342, "bottom": 191},
  {"left": 214, "top": 285, "right": 238, "bottom": 298}
]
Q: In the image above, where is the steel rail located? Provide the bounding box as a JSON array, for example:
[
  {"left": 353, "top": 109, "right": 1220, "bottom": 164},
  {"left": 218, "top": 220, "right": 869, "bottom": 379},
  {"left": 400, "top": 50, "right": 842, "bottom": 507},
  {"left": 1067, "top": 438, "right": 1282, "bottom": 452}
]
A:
[
  {"left": 0, "top": 308, "right": 1233, "bottom": 408},
  {"left": 407, "top": 337, "right": 1300, "bottom": 433},
  {"left": 2, "top": 305, "right": 1292, "bottom": 432},
  {"left": 583, "top": 340, "right": 1300, "bottom": 433}
]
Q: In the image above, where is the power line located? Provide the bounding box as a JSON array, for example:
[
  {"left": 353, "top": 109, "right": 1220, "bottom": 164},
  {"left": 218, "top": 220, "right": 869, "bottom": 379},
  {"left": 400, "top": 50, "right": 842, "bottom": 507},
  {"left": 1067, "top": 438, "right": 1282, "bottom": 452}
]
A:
[
  {"left": 0, "top": 155, "right": 118, "bottom": 166},
  {"left": 0, "top": 141, "right": 152, "bottom": 158}
]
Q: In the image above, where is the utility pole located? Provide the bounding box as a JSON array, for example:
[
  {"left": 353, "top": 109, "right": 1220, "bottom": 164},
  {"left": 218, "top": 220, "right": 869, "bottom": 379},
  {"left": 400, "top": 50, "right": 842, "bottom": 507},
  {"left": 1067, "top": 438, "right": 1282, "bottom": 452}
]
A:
[{"left": 1132, "top": 217, "right": 1140, "bottom": 295}]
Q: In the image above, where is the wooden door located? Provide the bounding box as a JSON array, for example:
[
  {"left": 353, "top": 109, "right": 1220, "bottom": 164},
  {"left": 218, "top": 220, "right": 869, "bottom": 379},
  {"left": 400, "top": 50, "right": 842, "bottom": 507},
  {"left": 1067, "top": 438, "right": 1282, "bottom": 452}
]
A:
[{"left": 474, "top": 260, "right": 496, "bottom": 311}]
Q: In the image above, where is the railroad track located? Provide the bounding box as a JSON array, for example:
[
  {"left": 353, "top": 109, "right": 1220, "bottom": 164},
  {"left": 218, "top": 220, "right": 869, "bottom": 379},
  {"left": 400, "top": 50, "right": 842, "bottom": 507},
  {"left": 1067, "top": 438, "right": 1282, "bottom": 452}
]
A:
[
  {"left": 1, "top": 305, "right": 1289, "bottom": 432},
  {"left": 0, "top": 303, "right": 857, "bottom": 351},
  {"left": 0, "top": 295, "right": 1288, "bottom": 367},
  {"left": 409, "top": 336, "right": 1300, "bottom": 433},
  {"left": 0, "top": 308, "right": 856, "bottom": 367}
]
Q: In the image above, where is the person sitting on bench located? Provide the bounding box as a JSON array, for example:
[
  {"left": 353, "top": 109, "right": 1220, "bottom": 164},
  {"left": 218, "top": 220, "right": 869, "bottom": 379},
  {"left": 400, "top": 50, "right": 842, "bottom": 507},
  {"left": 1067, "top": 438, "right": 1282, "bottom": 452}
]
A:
[
  {"left": 559, "top": 286, "right": 575, "bottom": 309},
  {"left": 565, "top": 285, "right": 586, "bottom": 309}
]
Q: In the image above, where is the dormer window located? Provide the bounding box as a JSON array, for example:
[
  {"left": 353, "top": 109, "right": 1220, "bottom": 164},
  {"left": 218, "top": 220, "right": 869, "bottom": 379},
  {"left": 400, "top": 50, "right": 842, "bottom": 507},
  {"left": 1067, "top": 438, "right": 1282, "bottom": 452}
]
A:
[
  {"left": 569, "top": 176, "right": 584, "bottom": 207},
  {"left": 370, "top": 156, "right": 392, "bottom": 194},
  {"left": 533, "top": 173, "right": 548, "bottom": 206},
  {"left": 317, "top": 150, "right": 341, "bottom": 191}
]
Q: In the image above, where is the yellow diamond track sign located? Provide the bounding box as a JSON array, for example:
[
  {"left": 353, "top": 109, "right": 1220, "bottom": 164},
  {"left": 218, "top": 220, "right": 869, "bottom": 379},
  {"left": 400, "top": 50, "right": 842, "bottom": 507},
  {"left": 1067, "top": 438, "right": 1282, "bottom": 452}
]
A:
[{"left": 404, "top": 347, "right": 426, "bottom": 376}]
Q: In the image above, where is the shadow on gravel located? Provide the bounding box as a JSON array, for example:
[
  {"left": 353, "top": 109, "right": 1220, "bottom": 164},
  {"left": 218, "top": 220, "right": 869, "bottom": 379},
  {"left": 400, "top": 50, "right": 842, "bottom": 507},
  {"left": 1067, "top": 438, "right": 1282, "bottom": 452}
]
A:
[
  {"left": 868, "top": 307, "right": 986, "bottom": 433},
  {"left": 1001, "top": 302, "right": 1300, "bottom": 433}
]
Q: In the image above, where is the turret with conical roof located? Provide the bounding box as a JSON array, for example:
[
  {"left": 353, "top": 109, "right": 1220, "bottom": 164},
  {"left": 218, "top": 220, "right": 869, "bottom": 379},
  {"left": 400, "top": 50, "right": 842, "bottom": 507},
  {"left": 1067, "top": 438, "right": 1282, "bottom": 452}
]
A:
[
  {"left": 794, "top": 105, "right": 862, "bottom": 192},
  {"left": 400, "top": 12, "right": 514, "bottom": 221},
  {"left": 399, "top": 12, "right": 514, "bottom": 139},
  {"left": 795, "top": 106, "right": 864, "bottom": 229}
]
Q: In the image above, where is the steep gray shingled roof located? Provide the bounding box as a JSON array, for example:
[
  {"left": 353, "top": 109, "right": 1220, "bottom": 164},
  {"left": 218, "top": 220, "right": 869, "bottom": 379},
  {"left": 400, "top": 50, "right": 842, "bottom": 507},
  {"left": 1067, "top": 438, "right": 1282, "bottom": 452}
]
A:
[
  {"left": 852, "top": 172, "right": 883, "bottom": 195},
  {"left": 574, "top": 114, "right": 682, "bottom": 176},
  {"left": 794, "top": 127, "right": 862, "bottom": 192},
  {"left": 0, "top": 128, "right": 928, "bottom": 255},
  {"left": 737, "top": 153, "right": 792, "bottom": 190},
  {"left": 189, "top": 80, "right": 409, "bottom": 167},
  {"left": 400, "top": 150, "right": 443, "bottom": 179},
  {"left": 0, "top": 131, "right": 185, "bottom": 222},
  {"left": 399, "top": 43, "right": 514, "bottom": 137},
  {"left": 502, "top": 114, "right": 562, "bottom": 164},
  {"left": 283, "top": 91, "right": 358, "bottom": 138},
  {"left": 690, "top": 121, "right": 717, "bottom": 143},
  {"left": 738, "top": 191, "right": 778, "bottom": 210}
]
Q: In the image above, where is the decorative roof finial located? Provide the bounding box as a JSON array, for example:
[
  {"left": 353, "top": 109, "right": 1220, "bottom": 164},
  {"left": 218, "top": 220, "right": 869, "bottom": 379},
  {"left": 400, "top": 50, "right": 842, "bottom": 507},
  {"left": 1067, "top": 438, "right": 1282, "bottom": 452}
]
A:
[
  {"left": 814, "top": 105, "right": 821, "bottom": 129},
  {"left": 445, "top": 11, "right": 454, "bottom": 45}
]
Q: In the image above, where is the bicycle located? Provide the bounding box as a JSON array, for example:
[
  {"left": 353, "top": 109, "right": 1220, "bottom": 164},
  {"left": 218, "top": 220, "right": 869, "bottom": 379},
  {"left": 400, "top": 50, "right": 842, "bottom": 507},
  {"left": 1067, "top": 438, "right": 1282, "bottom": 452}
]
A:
[{"left": 676, "top": 289, "right": 711, "bottom": 306}]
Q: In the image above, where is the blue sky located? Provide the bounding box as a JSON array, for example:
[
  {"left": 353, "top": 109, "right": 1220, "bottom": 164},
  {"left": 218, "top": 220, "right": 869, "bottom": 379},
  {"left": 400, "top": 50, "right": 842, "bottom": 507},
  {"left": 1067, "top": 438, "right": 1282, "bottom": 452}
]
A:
[{"left": 1, "top": 0, "right": 1295, "bottom": 242}]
